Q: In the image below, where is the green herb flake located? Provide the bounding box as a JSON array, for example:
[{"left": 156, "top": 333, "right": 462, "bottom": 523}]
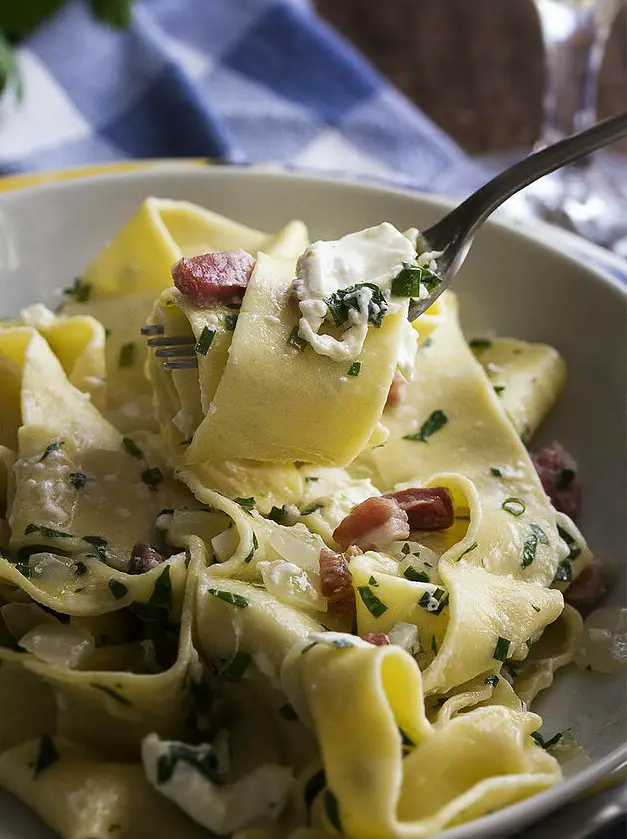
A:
[
  {"left": 62, "top": 277, "right": 92, "bottom": 303},
  {"left": 403, "top": 566, "right": 430, "bottom": 583},
  {"left": 156, "top": 742, "right": 219, "bottom": 785},
  {"left": 530, "top": 524, "right": 549, "bottom": 545},
  {"left": 556, "top": 468, "right": 576, "bottom": 490},
  {"left": 195, "top": 326, "right": 215, "bottom": 356},
  {"left": 431, "top": 635, "right": 438, "bottom": 654},
  {"left": 331, "top": 637, "right": 353, "bottom": 649},
  {"left": 553, "top": 560, "right": 572, "bottom": 584},
  {"left": 83, "top": 535, "right": 107, "bottom": 560},
  {"left": 490, "top": 467, "right": 502, "bottom": 477},
  {"left": 122, "top": 437, "right": 143, "bottom": 459},
  {"left": 207, "top": 588, "right": 249, "bottom": 609},
  {"left": 325, "top": 282, "right": 388, "bottom": 328},
  {"left": 305, "top": 476, "right": 319, "bottom": 483},
  {"left": 33, "top": 735, "right": 59, "bottom": 778},
  {"left": 403, "top": 409, "right": 448, "bottom": 443},
  {"left": 368, "top": 575, "right": 379, "bottom": 587},
  {"left": 485, "top": 674, "right": 499, "bottom": 687},
  {"left": 502, "top": 497, "right": 526, "bottom": 517},
  {"left": 301, "top": 641, "right": 319, "bottom": 655},
  {"left": 304, "top": 769, "right": 326, "bottom": 817},
  {"left": 493, "top": 636, "right": 511, "bottom": 662},
  {"left": 243, "top": 532, "right": 258, "bottom": 564},
  {"left": 422, "top": 336, "right": 433, "bottom": 349},
  {"left": 24, "top": 523, "right": 72, "bottom": 539},
  {"left": 522, "top": 533, "right": 538, "bottom": 568},
  {"left": 357, "top": 586, "right": 388, "bottom": 618},
  {"left": 108, "top": 579, "right": 128, "bottom": 600},
  {"left": 279, "top": 702, "right": 298, "bottom": 721},
  {"left": 532, "top": 604, "right": 541, "bottom": 613},
  {"left": 141, "top": 466, "right": 164, "bottom": 492},
  {"left": 69, "top": 472, "right": 88, "bottom": 489},
  {"left": 347, "top": 361, "right": 361, "bottom": 377},
  {"left": 287, "top": 325, "right": 307, "bottom": 352},
  {"left": 118, "top": 342, "right": 136, "bottom": 368},
  {"left": 234, "top": 496, "right": 255, "bottom": 509},
  {"left": 526, "top": 638, "right": 533, "bottom": 649},
  {"left": 91, "top": 683, "right": 132, "bottom": 706},
  {"left": 219, "top": 651, "right": 251, "bottom": 682},
  {"left": 324, "top": 789, "right": 343, "bottom": 834},
  {"left": 557, "top": 525, "right": 581, "bottom": 561},
  {"left": 531, "top": 730, "right": 567, "bottom": 750},
  {"left": 401, "top": 542, "right": 411, "bottom": 555},
  {"left": 40, "top": 441, "right": 63, "bottom": 461},
  {"left": 418, "top": 587, "right": 449, "bottom": 615},
  {"left": 457, "top": 541, "right": 478, "bottom": 562},
  {"left": 391, "top": 262, "right": 441, "bottom": 298},
  {"left": 469, "top": 338, "right": 492, "bottom": 351},
  {"left": 493, "top": 385, "right": 505, "bottom": 395},
  {"left": 224, "top": 314, "right": 238, "bottom": 331}
]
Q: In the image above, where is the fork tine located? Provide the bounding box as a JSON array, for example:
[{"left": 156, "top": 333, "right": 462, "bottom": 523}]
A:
[
  {"left": 141, "top": 324, "right": 164, "bottom": 336},
  {"left": 155, "top": 346, "right": 197, "bottom": 358},
  {"left": 164, "top": 358, "right": 199, "bottom": 370},
  {"left": 147, "top": 335, "right": 196, "bottom": 348}
]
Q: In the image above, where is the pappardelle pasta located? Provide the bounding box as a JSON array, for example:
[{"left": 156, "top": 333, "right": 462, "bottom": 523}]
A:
[{"left": 0, "top": 198, "right": 607, "bottom": 839}]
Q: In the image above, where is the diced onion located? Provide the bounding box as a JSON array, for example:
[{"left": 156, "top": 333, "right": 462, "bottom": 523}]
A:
[
  {"left": 211, "top": 527, "right": 239, "bottom": 562},
  {"left": 1, "top": 602, "right": 58, "bottom": 640},
  {"left": 258, "top": 560, "right": 326, "bottom": 612},
  {"left": 27, "top": 552, "right": 75, "bottom": 588},
  {"left": 575, "top": 606, "right": 627, "bottom": 674},
  {"left": 18, "top": 624, "right": 95, "bottom": 669},
  {"left": 268, "top": 524, "right": 322, "bottom": 573},
  {"left": 388, "top": 622, "right": 420, "bottom": 655}
]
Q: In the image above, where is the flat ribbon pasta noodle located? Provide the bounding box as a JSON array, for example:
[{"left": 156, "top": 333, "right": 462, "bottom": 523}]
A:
[
  {"left": 282, "top": 638, "right": 560, "bottom": 839},
  {"left": 65, "top": 199, "right": 309, "bottom": 431},
  {"left": 470, "top": 337, "right": 566, "bottom": 441},
  {"left": 0, "top": 737, "right": 209, "bottom": 839},
  {"left": 185, "top": 254, "right": 408, "bottom": 467},
  {"left": 0, "top": 663, "right": 57, "bottom": 753}
]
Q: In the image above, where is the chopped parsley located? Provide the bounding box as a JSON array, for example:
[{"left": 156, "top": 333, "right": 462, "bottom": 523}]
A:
[
  {"left": 141, "top": 466, "right": 164, "bottom": 491},
  {"left": 69, "top": 472, "right": 88, "bottom": 489},
  {"left": 62, "top": 277, "right": 91, "bottom": 303},
  {"left": 557, "top": 525, "right": 581, "bottom": 560},
  {"left": 305, "top": 476, "right": 319, "bottom": 483},
  {"left": 391, "top": 262, "right": 441, "bottom": 297},
  {"left": 234, "top": 496, "right": 255, "bottom": 509},
  {"left": 531, "top": 730, "right": 567, "bottom": 750},
  {"left": 83, "top": 535, "right": 107, "bottom": 560},
  {"left": 469, "top": 338, "right": 492, "bottom": 351},
  {"left": 403, "top": 566, "right": 430, "bottom": 583},
  {"left": 530, "top": 524, "right": 549, "bottom": 545},
  {"left": 129, "top": 566, "right": 173, "bottom": 637},
  {"left": 119, "top": 342, "right": 136, "bottom": 368},
  {"left": 300, "top": 502, "right": 324, "bottom": 516},
  {"left": 207, "top": 589, "right": 249, "bottom": 608},
  {"left": 267, "top": 505, "right": 296, "bottom": 525},
  {"left": 532, "top": 604, "right": 541, "bottom": 613},
  {"left": 108, "top": 579, "right": 128, "bottom": 600},
  {"left": 24, "top": 523, "right": 72, "bottom": 539},
  {"left": 287, "top": 325, "right": 307, "bottom": 351},
  {"left": 556, "top": 468, "right": 576, "bottom": 490},
  {"left": 403, "top": 409, "right": 448, "bottom": 443},
  {"left": 490, "top": 467, "right": 502, "bottom": 477},
  {"left": 243, "top": 532, "right": 258, "bottom": 564},
  {"left": 493, "top": 636, "right": 511, "bottom": 661},
  {"left": 195, "top": 326, "right": 215, "bottom": 356},
  {"left": 368, "top": 575, "right": 379, "bottom": 587},
  {"left": 431, "top": 635, "right": 438, "bottom": 654},
  {"left": 219, "top": 651, "right": 251, "bottom": 682},
  {"left": 347, "top": 361, "right": 361, "bottom": 377},
  {"left": 332, "top": 637, "right": 354, "bottom": 649},
  {"left": 91, "top": 683, "right": 132, "bottom": 706},
  {"left": 457, "top": 541, "right": 478, "bottom": 561},
  {"left": 502, "top": 497, "right": 526, "bottom": 516},
  {"left": 493, "top": 385, "right": 505, "bottom": 395},
  {"left": 40, "top": 441, "right": 63, "bottom": 461},
  {"left": 279, "top": 703, "right": 298, "bottom": 721},
  {"left": 33, "top": 735, "right": 59, "bottom": 778},
  {"left": 301, "top": 641, "right": 319, "bottom": 655},
  {"left": 553, "top": 560, "right": 572, "bottom": 584},
  {"left": 156, "top": 742, "right": 219, "bottom": 785},
  {"left": 401, "top": 543, "right": 411, "bottom": 555},
  {"left": 522, "top": 534, "right": 538, "bottom": 568},
  {"left": 485, "top": 674, "right": 499, "bottom": 687},
  {"left": 357, "top": 586, "right": 388, "bottom": 618},
  {"left": 224, "top": 314, "right": 238, "bottom": 331},
  {"left": 325, "top": 282, "right": 388, "bottom": 328},
  {"left": 122, "top": 437, "right": 143, "bottom": 459},
  {"left": 418, "top": 587, "right": 449, "bottom": 615}
]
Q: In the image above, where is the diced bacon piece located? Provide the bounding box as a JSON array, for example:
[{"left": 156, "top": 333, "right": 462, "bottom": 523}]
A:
[
  {"left": 386, "top": 371, "right": 407, "bottom": 409},
  {"left": 565, "top": 558, "right": 609, "bottom": 617},
  {"left": 362, "top": 632, "right": 390, "bottom": 646},
  {"left": 531, "top": 441, "right": 582, "bottom": 519},
  {"left": 319, "top": 547, "right": 355, "bottom": 613},
  {"left": 171, "top": 250, "right": 255, "bottom": 307},
  {"left": 129, "top": 542, "right": 164, "bottom": 574},
  {"left": 333, "top": 496, "right": 409, "bottom": 551},
  {"left": 383, "top": 487, "right": 454, "bottom": 531}
]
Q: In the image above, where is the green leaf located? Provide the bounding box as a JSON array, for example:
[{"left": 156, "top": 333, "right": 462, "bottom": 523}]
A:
[
  {"left": 0, "top": 0, "right": 65, "bottom": 40},
  {"left": 122, "top": 437, "right": 143, "bottom": 459},
  {"left": 501, "top": 497, "right": 526, "bottom": 517},
  {"left": 493, "top": 636, "right": 511, "bottom": 661},
  {"left": 347, "top": 361, "right": 361, "bottom": 377},
  {"left": 156, "top": 741, "right": 219, "bottom": 785},
  {"left": 62, "top": 277, "right": 92, "bottom": 303},
  {"left": 195, "top": 326, "right": 215, "bottom": 356},
  {"left": 207, "top": 588, "right": 249, "bottom": 609},
  {"left": 522, "top": 534, "right": 538, "bottom": 568},
  {"left": 90, "top": 683, "right": 132, "bottom": 706},
  {"left": 325, "top": 283, "right": 388, "bottom": 328},
  {"left": 219, "top": 651, "right": 251, "bottom": 682},
  {"left": 403, "top": 566, "right": 430, "bottom": 583},
  {"left": 357, "top": 586, "right": 388, "bottom": 618},
  {"left": 469, "top": 338, "right": 491, "bottom": 351},
  {"left": 287, "top": 325, "right": 307, "bottom": 352},
  {"left": 108, "top": 579, "right": 128, "bottom": 600},
  {"left": 40, "top": 441, "right": 63, "bottom": 461},
  {"left": 391, "top": 262, "right": 440, "bottom": 297},
  {"left": 403, "top": 409, "right": 448, "bottom": 443},
  {"left": 90, "top": 0, "right": 135, "bottom": 29}
]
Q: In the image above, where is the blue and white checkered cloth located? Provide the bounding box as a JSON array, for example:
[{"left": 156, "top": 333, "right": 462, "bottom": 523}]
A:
[{"left": 0, "top": 0, "right": 625, "bottom": 282}]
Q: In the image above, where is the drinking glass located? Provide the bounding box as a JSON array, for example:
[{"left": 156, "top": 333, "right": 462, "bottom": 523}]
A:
[{"left": 507, "top": 0, "right": 627, "bottom": 252}]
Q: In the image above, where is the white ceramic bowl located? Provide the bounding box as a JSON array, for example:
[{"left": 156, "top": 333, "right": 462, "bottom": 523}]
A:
[{"left": 0, "top": 167, "right": 625, "bottom": 839}]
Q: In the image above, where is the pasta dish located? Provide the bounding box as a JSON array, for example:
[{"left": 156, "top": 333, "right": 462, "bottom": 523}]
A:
[{"left": 0, "top": 199, "right": 610, "bottom": 839}]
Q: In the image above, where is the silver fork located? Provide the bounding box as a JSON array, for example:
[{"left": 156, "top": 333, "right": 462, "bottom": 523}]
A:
[
  {"left": 408, "top": 111, "right": 627, "bottom": 322},
  {"left": 140, "top": 325, "right": 198, "bottom": 370}
]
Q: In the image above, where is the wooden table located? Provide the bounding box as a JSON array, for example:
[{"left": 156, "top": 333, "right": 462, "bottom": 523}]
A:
[{"left": 316, "top": 0, "right": 626, "bottom": 154}]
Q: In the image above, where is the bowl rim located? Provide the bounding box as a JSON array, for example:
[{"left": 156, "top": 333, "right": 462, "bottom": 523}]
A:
[{"left": 0, "top": 163, "right": 625, "bottom": 839}]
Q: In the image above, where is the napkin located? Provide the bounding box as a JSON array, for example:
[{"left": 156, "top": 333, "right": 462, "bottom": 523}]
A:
[{"left": 0, "top": 0, "right": 623, "bottom": 288}]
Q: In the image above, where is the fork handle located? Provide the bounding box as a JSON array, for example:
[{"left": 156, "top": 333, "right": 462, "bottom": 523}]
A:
[{"left": 423, "top": 111, "right": 627, "bottom": 254}]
